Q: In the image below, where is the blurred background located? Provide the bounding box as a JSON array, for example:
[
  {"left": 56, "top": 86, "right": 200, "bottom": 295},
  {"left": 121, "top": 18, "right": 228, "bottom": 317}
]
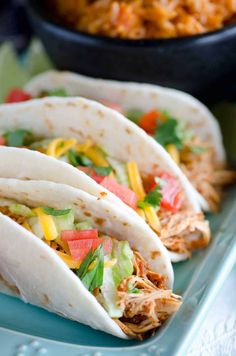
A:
[{"left": 0, "top": 0, "right": 30, "bottom": 51}]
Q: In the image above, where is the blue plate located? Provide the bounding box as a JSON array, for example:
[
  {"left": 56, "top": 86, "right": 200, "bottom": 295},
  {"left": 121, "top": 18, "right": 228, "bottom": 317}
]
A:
[{"left": 0, "top": 187, "right": 236, "bottom": 356}]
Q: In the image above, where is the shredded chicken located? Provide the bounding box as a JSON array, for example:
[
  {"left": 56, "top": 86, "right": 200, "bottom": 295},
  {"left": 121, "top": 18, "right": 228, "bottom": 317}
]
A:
[
  {"left": 180, "top": 140, "right": 236, "bottom": 212},
  {"left": 0, "top": 206, "right": 25, "bottom": 225},
  {"left": 116, "top": 274, "right": 181, "bottom": 339},
  {"left": 158, "top": 209, "right": 210, "bottom": 256}
]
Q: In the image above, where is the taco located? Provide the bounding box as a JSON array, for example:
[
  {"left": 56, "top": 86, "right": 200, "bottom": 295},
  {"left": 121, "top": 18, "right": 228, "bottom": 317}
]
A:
[
  {"left": 0, "top": 97, "right": 210, "bottom": 261},
  {"left": 24, "top": 70, "right": 236, "bottom": 212},
  {"left": 0, "top": 178, "right": 181, "bottom": 339}
]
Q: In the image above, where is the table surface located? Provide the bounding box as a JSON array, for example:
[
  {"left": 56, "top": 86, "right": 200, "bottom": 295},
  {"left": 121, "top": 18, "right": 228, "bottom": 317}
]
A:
[{"left": 188, "top": 263, "right": 236, "bottom": 355}]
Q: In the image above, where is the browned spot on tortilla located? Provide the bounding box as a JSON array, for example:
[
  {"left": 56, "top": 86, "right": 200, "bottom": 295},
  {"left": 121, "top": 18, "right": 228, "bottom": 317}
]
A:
[
  {"left": 151, "top": 93, "right": 158, "bottom": 99},
  {"left": 121, "top": 89, "right": 127, "bottom": 95},
  {"left": 84, "top": 211, "right": 91, "bottom": 217},
  {"left": 122, "top": 222, "right": 129, "bottom": 227},
  {"left": 0, "top": 273, "right": 20, "bottom": 295},
  {"left": 125, "top": 127, "right": 132, "bottom": 135},
  {"left": 44, "top": 102, "right": 53, "bottom": 108},
  {"left": 67, "top": 102, "right": 76, "bottom": 107},
  {"left": 100, "top": 192, "right": 107, "bottom": 198},
  {"left": 42, "top": 293, "right": 50, "bottom": 305},
  {"left": 83, "top": 104, "right": 89, "bottom": 110},
  {"left": 126, "top": 144, "right": 131, "bottom": 154},
  {"left": 97, "top": 110, "right": 104, "bottom": 118},
  {"left": 40, "top": 255, "right": 47, "bottom": 260},
  {"left": 99, "top": 131, "right": 104, "bottom": 137},
  {"left": 191, "top": 107, "right": 199, "bottom": 113},
  {"left": 68, "top": 303, "right": 73, "bottom": 308},
  {"left": 69, "top": 127, "right": 83, "bottom": 136},
  {"left": 21, "top": 177, "right": 31, "bottom": 181},
  {"left": 45, "top": 118, "right": 54, "bottom": 131},
  {"left": 95, "top": 218, "right": 105, "bottom": 226},
  {"left": 151, "top": 251, "right": 161, "bottom": 259}
]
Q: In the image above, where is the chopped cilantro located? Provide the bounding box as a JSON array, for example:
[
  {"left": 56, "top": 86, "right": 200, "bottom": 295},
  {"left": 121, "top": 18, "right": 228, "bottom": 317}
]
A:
[
  {"left": 93, "top": 166, "right": 112, "bottom": 176},
  {"left": 154, "top": 118, "right": 184, "bottom": 150},
  {"left": 42, "top": 207, "right": 71, "bottom": 216},
  {"left": 190, "top": 146, "right": 207, "bottom": 154},
  {"left": 126, "top": 109, "right": 144, "bottom": 124},
  {"left": 127, "top": 281, "right": 140, "bottom": 294},
  {"left": 67, "top": 149, "right": 93, "bottom": 167},
  {"left": 4, "top": 129, "right": 34, "bottom": 147},
  {"left": 138, "top": 185, "right": 162, "bottom": 209},
  {"left": 76, "top": 244, "right": 104, "bottom": 292}
]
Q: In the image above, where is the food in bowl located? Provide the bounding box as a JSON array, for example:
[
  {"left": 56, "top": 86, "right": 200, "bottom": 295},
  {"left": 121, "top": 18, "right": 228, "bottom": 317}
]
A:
[{"left": 50, "top": 0, "right": 236, "bottom": 39}]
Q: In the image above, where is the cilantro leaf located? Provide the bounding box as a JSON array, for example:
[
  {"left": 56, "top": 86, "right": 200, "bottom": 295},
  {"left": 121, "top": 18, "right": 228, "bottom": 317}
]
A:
[
  {"left": 138, "top": 185, "right": 162, "bottom": 209},
  {"left": 4, "top": 129, "right": 34, "bottom": 147},
  {"left": 154, "top": 118, "right": 184, "bottom": 150},
  {"left": 190, "top": 146, "right": 207, "bottom": 154},
  {"left": 76, "top": 244, "right": 104, "bottom": 292},
  {"left": 126, "top": 109, "right": 144, "bottom": 124},
  {"left": 41, "top": 88, "right": 68, "bottom": 97},
  {"left": 67, "top": 149, "right": 93, "bottom": 167},
  {"left": 42, "top": 207, "right": 72, "bottom": 216},
  {"left": 127, "top": 281, "right": 140, "bottom": 294},
  {"left": 93, "top": 166, "right": 112, "bottom": 176}
]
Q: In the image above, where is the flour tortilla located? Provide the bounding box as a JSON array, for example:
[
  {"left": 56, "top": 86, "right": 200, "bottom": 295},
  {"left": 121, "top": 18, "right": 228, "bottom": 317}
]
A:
[
  {"left": 0, "top": 178, "right": 173, "bottom": 339},
  {"left": 0, "top": 96, "right": 200, "bottom": 212},
  {"left": 26, "top": 71, "right": 226, "bottom": 209},
  {"left": 26, "top": 70, "right": 225, "bottom": 161}
]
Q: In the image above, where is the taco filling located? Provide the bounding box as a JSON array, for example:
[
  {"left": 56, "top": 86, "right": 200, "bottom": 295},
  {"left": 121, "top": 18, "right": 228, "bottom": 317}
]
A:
[
  {"left": 5, "top": 88, "right": 235, "bottom": 212},
  {"left": 0, "top": 128, "right": 210, "bottom": 257},
  {"left": 0, "top": 200, "right": 181, "bottom": 339}
]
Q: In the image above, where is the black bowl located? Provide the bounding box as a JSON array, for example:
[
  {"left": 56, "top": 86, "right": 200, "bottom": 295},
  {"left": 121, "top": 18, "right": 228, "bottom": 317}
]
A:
[{"left": 26, "top": 0, "right": 236, "bottom": 103}]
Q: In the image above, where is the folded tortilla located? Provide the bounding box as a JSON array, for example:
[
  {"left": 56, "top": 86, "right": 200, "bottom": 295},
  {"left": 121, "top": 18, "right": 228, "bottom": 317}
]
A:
[
  {"left": 0, "top": 178, "right": 181, "bottom": 339},
  {"left": 25, "top": 71, "right": 235, "bottom": 212},
  {"left": 0, "top": 97, "right": 210, "bottom": 261}
]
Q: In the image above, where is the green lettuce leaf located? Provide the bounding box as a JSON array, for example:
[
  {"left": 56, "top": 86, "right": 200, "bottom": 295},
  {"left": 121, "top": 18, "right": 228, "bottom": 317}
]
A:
[{"left": 112, "top": 241, "right": 134, "bottom": 287}]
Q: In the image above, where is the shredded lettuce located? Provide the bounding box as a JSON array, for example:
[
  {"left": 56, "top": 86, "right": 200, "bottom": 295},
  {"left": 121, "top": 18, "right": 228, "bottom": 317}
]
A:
[
  {"left": 107, "top": 157, "right": 130, "bottom": 187},
  {"left": 112, "top": 241, "right": 134, "bottom": 287},
  {"left": 53, "top": 209, "right": 75, "bottom": 233},
  {"left": 99, "top": 258, "right": 124, "bottom": 318},
  {"left": 9, "top": 204, "right": 34, "bottom": 218},
  {"left": 76, "top": 221, "right": 93, "bottom": 230}
]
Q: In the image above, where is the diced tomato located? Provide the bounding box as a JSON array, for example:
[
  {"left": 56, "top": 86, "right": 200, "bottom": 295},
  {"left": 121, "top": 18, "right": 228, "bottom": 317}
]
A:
[
  {"left": 5, "top": 88, "right": 32, "bottom": 103},
  {"left": 61, "top": 229, "right": 98, "bottom": 242},
  {"left": 139, "top": 110, "right": 161, "bottom": 135},
  {"left": 148, "top": 172, "right": 183, "bottom": 212},
  {"left": 68, "top": 238, "right": 112, "bottom": 261},
  {"left": 100, "top": 176, "right": 138, "bottom": 209},
  {"left": 100, "top": 100, "right": 124, "bottom": 114},
  {"left": 0, "top": 136, "right": 5, "bottom": 145}
]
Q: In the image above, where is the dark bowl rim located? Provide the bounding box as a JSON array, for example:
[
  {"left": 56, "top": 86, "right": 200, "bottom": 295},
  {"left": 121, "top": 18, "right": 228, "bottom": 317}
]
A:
[{"left": 27, "top": 0, "right": 236, "bottom": 48}]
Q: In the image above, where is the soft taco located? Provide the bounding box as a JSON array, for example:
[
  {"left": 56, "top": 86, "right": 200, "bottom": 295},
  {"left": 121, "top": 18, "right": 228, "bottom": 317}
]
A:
[
  {"left": 23, "top": 70, "right": 236, "bottom": 212},
  {"left": 0, "top": 178, "right": 181, "bottom": 339},
  {"left": 0, "top": 97, "right": 210, "bottom": 261}
]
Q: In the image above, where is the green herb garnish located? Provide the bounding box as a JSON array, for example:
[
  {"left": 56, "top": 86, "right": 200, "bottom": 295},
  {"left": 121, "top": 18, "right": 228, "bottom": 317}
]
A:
[
  {"left": 42, "top": 88, "right": 68, "bottom": 97},
  {"left": 190, "top": 146, "right": 207, "bottom": 154},
  {"left": 126, "top": 109, "right": 143, "bottom": 124},
  {"left": 42, "top": 207, "right": 72, "bottom": 216},
  {"left": 4, "top": 129, "right": 34, "bottom": 147},
  {"left": 77, "top": 244, "right": 104, "bottom": 292},
  {"left": 93, "top": 166, "right": 112, "bottom": 176},
  {"left": 154, "top": 117, "right": 186, "bottom": 150},
  {"left": 67, "top": 149, "right": 93, "bottom": 167},
  {"left": 127, "top": 281, "right": 140, "bottom": 294},
  {"left": 138, "top": 185, "right": 162, "bottom": 209}
]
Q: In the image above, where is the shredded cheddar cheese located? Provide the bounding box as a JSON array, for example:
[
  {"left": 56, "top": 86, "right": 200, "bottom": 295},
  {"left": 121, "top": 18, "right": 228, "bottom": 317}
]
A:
[
  {"left": 127, "top": 161, "right": 146, "bottom": 200},
  {"left": 166, "top": 144, "right": 180, "bottom": 165},
  {"left": 34, "top": 208, "right": 58, "bottom": 241}
]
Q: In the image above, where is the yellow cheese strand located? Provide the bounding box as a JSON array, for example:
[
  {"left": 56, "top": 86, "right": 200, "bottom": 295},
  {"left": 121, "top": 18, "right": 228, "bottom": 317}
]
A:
[
  {"left": 46, "top": 138, "right": 64, "bottom": 157},
  {"left": 34, "top": 208, "right": 58, "bottom": 241},
  {"left": 76, "top": 139, "right": 93, "bottom": 153},
  {"left": 56, "top": 251, "right": 81, "bottom": 269},
  {"left": 127, "top": 161, "right": 146, "bottom": 200},
  {"left": 55, "top": 139, "right": 77, "bottom": 158},
  {"left": 22, "top": 221, "right": 32, "bottom": 232},
  {"left": 144, "top": 206, "right": 161, "bottom": 234},
  {"left": 166, "top": 144, "right": 180, "bottom": 165},
  {"left": 85, "top": 147, "right": 109, "bottom": 167}
]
